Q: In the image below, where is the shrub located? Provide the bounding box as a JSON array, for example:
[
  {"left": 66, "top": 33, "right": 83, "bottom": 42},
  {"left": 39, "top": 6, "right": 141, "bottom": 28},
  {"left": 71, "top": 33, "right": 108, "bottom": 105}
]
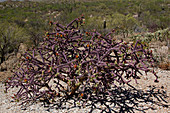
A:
[
  {"left": 130, "top": 28, "right": 170, "bottom": 43},
  {"left": 25, "top": 19, "right": 46, "bottom": 48},
  {"left": 0, "top": 22, "right": 27, "bottom": 64},
  {"left": 4, "top": 16, "right": 158, "bottom": 106}
]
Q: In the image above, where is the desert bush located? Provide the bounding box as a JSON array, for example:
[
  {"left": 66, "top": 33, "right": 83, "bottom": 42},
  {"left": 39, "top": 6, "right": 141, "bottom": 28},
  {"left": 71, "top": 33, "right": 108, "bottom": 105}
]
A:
[
  {"left": 130, "top": 28, "right": 170, "bottom": 45},
  {"left": 4, "top": 16, "right": 158, "bottom": 106},
  {"left": 25, "top": 19, "right": 46, "bottom": 48},
  {"left": 108, "top": 13, "right": 139, "bottom": 38},
  {"left": 0, "top": 22, "right": 27, "bottom": 64},
  {"left": 85, "top": 13, "right": 139, "bottom": 37}
]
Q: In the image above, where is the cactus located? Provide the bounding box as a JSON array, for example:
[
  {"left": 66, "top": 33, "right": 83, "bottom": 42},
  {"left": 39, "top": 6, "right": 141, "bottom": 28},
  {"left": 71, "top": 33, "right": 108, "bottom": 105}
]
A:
[{"left": 4, "top": 16, "right": 158, "bottom": 106}]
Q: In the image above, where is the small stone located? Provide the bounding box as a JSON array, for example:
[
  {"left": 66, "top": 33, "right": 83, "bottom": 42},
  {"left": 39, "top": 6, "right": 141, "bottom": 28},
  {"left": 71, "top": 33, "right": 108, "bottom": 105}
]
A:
[
  {"left": 143, "top": 76, "right": 148, "bottom": 80},
  {"left": 78, "top": 47, "right": 85, "bottom": 51}
]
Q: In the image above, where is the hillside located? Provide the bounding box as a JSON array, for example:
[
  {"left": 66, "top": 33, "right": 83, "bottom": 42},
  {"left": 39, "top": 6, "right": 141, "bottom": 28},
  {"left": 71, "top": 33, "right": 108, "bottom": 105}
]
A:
[{"left": 0, "top": 0, "right": 169, "bottom": 113}]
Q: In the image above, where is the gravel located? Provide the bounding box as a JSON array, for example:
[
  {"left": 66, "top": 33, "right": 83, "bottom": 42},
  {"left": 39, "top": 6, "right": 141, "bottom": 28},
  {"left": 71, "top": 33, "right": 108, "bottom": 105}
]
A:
[{"left": 0, "top": 68, "right": 170, "bottom": 113}]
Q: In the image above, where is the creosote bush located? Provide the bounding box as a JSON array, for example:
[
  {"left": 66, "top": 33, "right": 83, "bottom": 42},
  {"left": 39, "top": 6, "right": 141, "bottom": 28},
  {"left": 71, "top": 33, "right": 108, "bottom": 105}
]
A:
[{"left": 4, "top": 16, "right": 158, "bottom": 106}]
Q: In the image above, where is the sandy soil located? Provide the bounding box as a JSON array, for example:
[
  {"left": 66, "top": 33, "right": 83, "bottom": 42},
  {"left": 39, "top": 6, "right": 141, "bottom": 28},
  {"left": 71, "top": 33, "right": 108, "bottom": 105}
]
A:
[{"left": 0, "top": 68, "right": 169, "bottom": 113}]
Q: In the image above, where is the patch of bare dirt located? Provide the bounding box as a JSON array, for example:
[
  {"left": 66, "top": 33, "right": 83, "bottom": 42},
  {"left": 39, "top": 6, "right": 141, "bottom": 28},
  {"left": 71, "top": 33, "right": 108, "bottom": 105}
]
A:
[
  {"left": 128, "top": 68, "right": 170, "bottom": 113},
  {"left": 0, "top": 71, "right": 13, "bottom": 82}
]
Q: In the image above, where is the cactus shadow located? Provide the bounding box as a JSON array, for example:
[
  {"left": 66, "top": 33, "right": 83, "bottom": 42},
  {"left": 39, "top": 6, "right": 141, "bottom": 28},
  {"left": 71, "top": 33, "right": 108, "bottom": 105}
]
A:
[{"left": 41, "top": 85, "right": 169, "bottom": 113}]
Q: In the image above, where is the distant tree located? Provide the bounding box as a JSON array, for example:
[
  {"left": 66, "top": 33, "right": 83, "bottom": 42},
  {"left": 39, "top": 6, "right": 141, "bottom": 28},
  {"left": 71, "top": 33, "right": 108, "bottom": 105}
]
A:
[
  {"left": 0, "top": 22, "right": 26, "bottom": 64},
  {"left": 14, "top": 20, "right": 26, "bottom": 27},
  {"left": 25, "top": 19, "right": 46, "bottom": 48},
  {"left": 61, "top": 0, "right": 76, "bottom": 13},
  {"left": 138, "top": 11, "right": 160, "bottom": 32},
  {"left": 111, "top": 13, "right": 138, "bottom": 38}
]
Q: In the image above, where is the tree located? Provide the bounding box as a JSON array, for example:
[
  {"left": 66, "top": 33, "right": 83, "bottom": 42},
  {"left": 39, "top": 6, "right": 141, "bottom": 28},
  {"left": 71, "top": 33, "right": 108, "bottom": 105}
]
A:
[
  {"left": 0, "top": 22, "right": 27, "bottom": 64},
  {"left": 110, "top": 13, "right": 138, "bottom": 38},
  {"left": 25, "top": 19, "right": 45, "bottom": 48}
]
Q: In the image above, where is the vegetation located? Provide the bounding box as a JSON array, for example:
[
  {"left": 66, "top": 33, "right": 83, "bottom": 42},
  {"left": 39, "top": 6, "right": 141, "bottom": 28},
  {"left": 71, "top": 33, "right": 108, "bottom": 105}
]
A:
[
  {"left": 0, "top": 0, "right": 169, "bottom": 64},
  {"left": 130, "top": 28, "right": 170, "bottom": 46},
  {"left": 1, "top": 1, "right": 169, "bottom": 112},
  {"left": 5, "top": 17, "right": 158, "bottom": 107},
  {"left": 0, "top": 22, "right": 27, "bottom": 63}
]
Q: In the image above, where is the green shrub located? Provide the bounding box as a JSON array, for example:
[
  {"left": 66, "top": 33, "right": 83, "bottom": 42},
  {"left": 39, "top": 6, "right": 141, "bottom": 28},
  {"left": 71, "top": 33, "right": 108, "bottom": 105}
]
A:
[{"left": 0, "top": 22, "right": 27, "bottom": 63}]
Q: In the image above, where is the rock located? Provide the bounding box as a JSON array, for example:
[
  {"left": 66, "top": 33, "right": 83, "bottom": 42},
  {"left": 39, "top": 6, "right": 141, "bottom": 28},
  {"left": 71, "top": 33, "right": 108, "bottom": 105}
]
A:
[
  {"left": 0, "top": 43, "right": 27, "bottom": 72},
  {"left": 39, "top": 87, "right": 49, "bottom": 92},
  {"left": 18, "top": 43, "right": 27, "bottom": 55},
  {"left": 78, "top": 47, "right": 85, "bottom": 51},
  {"left": 0, "top": 56, "right": 18, "bottom": 71},
  {"left": 0, "top": 62, "right": 7, "bottom": 71},
  {"left": 133, "top": 14, "right": 138, "bottom": 18}
]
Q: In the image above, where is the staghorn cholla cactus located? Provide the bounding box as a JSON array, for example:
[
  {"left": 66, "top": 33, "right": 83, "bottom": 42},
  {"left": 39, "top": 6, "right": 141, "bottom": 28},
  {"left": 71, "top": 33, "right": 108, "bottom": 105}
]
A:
[{"left": 4, "top": 15, "right": 158, "bottom": 106}]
